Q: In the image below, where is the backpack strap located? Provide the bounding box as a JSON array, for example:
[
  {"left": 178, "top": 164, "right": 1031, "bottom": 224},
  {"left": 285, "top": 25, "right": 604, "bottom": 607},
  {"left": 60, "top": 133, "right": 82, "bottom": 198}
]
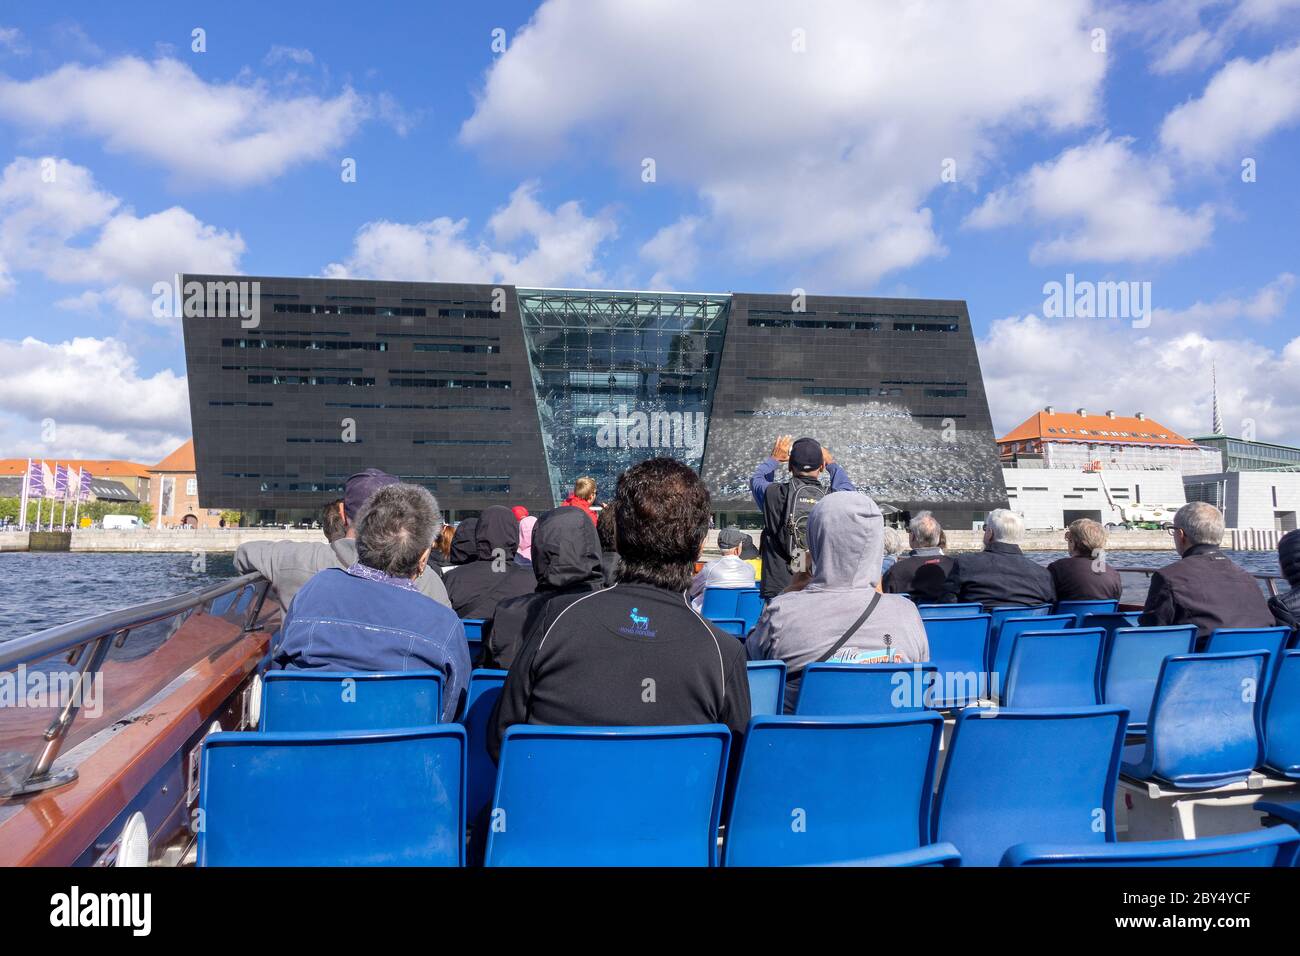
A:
[{"left": 813, "top": 591, "right": 883, "bottom": 664}]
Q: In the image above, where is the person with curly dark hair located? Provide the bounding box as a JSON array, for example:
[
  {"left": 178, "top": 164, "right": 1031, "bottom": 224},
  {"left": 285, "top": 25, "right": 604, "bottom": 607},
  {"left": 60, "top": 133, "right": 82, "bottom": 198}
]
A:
[{"left": 488, "top": 457, "right": 751, "bottom": 761}]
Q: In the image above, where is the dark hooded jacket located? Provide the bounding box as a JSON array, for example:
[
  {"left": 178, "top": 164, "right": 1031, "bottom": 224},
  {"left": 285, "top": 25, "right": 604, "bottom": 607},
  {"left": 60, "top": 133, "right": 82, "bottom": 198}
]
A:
[
  {"left": 482, "top": 508, "right": 605, "bottom": 670},
  {"left": 448, "top": 518, "right": 479, "bottom": 565},
  {"left": 445, "top": 507, "right": 537, "bottom": 622},
  {"left": 1267, "top": 529, "right": 1300, "bottom": 635}
]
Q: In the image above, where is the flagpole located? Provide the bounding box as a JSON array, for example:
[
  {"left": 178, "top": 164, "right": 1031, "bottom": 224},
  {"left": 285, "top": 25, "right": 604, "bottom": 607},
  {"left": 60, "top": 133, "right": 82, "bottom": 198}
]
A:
[{"left": 18, "top": 457, "right": 30, "bottom": 531}]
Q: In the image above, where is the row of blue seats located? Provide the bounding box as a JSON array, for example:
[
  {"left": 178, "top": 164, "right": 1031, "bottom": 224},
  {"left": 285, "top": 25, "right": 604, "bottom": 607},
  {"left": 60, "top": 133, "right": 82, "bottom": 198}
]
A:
[{"left": 198, "top": 705, "right": 1300, "bottom": 866}]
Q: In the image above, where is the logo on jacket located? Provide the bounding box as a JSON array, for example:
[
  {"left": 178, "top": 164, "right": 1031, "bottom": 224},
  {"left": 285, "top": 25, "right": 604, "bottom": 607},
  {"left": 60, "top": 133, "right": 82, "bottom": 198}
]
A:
[
  {"left": 629, "top": 607, "right": 650, "bottom": 629},
  {"left": 620, "top": 606, "right": 656, "bottom": 638}
]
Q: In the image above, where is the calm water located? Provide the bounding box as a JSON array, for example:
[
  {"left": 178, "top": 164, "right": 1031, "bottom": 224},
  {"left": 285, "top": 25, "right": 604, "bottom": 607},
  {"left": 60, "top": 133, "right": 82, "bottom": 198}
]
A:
[{"left": 0, "top": 548, "right": 1285, "bottom": 640}]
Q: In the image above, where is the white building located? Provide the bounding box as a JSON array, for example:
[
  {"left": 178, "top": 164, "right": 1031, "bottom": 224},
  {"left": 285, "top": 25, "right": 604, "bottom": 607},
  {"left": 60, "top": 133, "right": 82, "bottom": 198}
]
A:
[
  {"left": 1002, "top": 468, "right": 1187, "bottom": 530},
  {"left": 1184, "top": 471, "right": 1300, "bottom": 533}
]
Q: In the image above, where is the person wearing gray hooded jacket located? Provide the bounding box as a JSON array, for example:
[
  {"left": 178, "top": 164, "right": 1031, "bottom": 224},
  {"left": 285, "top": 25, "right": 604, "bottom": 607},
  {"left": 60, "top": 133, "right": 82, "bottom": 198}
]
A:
[{"left": 746, "top": 490, "right": 930, "bottom": 713}]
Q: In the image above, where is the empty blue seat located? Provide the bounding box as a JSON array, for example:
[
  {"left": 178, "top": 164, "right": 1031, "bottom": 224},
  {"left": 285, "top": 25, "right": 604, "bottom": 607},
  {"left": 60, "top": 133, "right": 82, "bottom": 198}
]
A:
[
  {"left": 795, "top": 663, "right": 938, "bottom": 716},
  {"left": 1002, "top": 826, "right": 1300, "bottom": 867},
  {"left": 736, "top": 589, "right": 764, "bottom": 633},
  {"left": 1055, "top": 599, "right": 1119, "bottom": 625},
  {"left": 1003, "top": 628, "right": 1106, "bottom": 708},
  {"left": 988, "top": 603, "right": 1052, "bottom": 638},
  {"left": 746, "top": 660, "right": 787, "bottom": 716},
  {"left": 1081, "top": 611, "right": 1141, "bottom": 645},
  {"left": 702, "top": 587, "right": 743, "bottom": 620},
  {"left": 198, "top": 727, "right": 466, "bottom": 866},
  {"left": 722, "top": 713, "right": 943, "bottom": 866},
  {"left": 819, "top": 844, "right": 961, "bottom": 867},
  {"left": 463, "top": 668, "right": 507, "bottom": 826},
  {"left": 988, "top": 613, "right": 1075, "bottom": 681},
  {"left": 1264, "top": 649, "right": 1300, "bottom": 780},
  {"left": 918, "top": 603, "right": 982, "bottom": 620},
  {"left": 484, "top": 724, "right": 730, "bottom": 866},
  {"left": 461, "top": 618, "right": 487, "bottom": 663},
  {"left": 261, "top": 670, "right": 442, "bottom": 732},
  {"left": 1100, "top": 625, "right": 1197, "bottom": 734},
  {"left": 923, "top": 615, "right": 991, "bottom": 706},
  {"left": 1257, "top": 801, "right": 1300, "bottom": 827},
  {"left": 1205, "top": 626, "right": 1290, "bottom": 680},
  {"left": 933, "top": 707, "right": 1128, "bottom": 867},
  {"left": 1121, "top": 650, "right": 1269, "bottom": 790},
  {"left": 711, "top": 618, "right": 748, "bottom": 638}
]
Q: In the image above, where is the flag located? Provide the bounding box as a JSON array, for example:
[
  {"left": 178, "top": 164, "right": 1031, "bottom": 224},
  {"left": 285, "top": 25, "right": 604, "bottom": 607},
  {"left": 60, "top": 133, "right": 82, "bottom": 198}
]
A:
[
  {"left": 78, "top": 468, "right": 93, "bottom": 501},
  {"left": 40, "top": 461, "right": 56, "bottom": 498},
  {"left": 27, "top": 459, "right": 47, "bottom": 499},
  {"left": 54, "top": 464, "right": 69, "bottom": 499}
]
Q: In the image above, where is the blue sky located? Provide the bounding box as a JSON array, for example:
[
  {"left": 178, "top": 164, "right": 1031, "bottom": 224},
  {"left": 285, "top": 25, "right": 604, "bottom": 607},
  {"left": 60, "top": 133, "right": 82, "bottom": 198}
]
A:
[{"left": 0, "top": 0, "right": 1298, "bottom": 462}]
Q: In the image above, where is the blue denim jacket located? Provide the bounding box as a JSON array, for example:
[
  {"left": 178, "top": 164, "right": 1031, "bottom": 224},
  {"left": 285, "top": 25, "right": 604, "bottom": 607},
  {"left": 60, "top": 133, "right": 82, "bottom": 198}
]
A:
[{"left": 270, "top": 567, "right": 470, "bottom": 721}]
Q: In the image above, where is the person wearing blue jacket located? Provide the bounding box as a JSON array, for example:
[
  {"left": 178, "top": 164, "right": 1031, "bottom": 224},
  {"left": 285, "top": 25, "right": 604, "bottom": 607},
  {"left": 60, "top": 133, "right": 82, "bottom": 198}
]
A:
[{"left": 271, "top": 482, "right": 471, "bottom": 722}]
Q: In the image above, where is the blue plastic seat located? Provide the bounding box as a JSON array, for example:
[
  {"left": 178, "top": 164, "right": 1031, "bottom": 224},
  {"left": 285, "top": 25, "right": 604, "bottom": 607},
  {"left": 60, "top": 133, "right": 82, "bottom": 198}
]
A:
[
  {"left": 818, "top": 844, "right": 961, "bottom": 867},
  {"left": 711, "top": 618, "right": 747, "bottom": 638},
  {"left": 1002, "top": 826, "right": 1300, "bottom": 867},
  {"left": 1263, "top": 649, "right": 1300, "bottom": 780},
  {"left": 1002, "top": 628, "right": 1106, "bottom": 708},
  {"left": 1205, "top": 626, "right": 1290, "bottom": 681},
  {"left": 923, "top": 615, "right": 991, "bottom": 706},
  {"left": 702, "top": 587, "right": 743, "bottom": 621},
  {"left": 1099, "top": 625, "right": 1197, "bottom": 734},
  {"left": 198, "top": 727, "right": 466, "bottom": 866},
  {"left": 988, "top": 613, "right": 1075, "bottom": 682},
  {"left": 463, "top": 668, "right": 507, "bottom": 825},
  {"left": 261, "top": 670, "right": 442, "bottom": 732},
  {"left": 461, "top": 618, "right": 487, "bottom": 663},
  {"left": 736, "top": 589, "right": 764, "bottom": 633},
  {"left": 795, "top": 663, "right": 938, "bottom": 716},
  {"left": 723, "top": 713, "right": 943, "bottom": 866},
  {"left": 933, "top": 707, "right": 1128, "bottom": 867},
  {"left": 746, "top": 660, "right": 787, "bottom": 716},
  {"left": 918, "top": 603, "right": 982, "bottom": 620},
  {"left": 1082, "top": 612, "right": 1142, "bottom": 646},
  {"left": 1121, "top": 651, "right": 1268, "bottom": 790},
  {"left": 1257, "top": 801, "right": 1300, "bottom": 827},
  {"left": 484, "top": 724, "right": 730, "bottom": 866},
  {"left": 987, "top": 603, "right": 1052, "bottom": 639},
  {"left": 1055, "top": 599, "right": 1119, "bottom": 625}
]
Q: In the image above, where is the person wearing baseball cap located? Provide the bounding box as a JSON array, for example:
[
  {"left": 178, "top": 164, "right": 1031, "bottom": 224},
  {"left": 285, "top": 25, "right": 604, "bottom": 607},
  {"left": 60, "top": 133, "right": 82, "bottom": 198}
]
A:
[
  {"left": 688, "top": 526, "right": 757, "bottom": 611},
  {"left": 750, "top": 435, "right": 855, "bottom": 599},
  {"left": 234, "top": 467, "right": 452, "bottom": 610}
]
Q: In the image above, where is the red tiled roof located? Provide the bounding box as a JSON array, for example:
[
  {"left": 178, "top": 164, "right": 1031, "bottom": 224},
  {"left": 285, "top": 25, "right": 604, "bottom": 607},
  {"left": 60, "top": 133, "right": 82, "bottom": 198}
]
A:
[
  {"left": 998, "top": 410, "right": 1194, "bottom": 447},
  {"left": 0, "top": 458, "right": 153, "bottom": 479},
  {"left": 151, "top": 439, "right": 195, "bottom": 473}
]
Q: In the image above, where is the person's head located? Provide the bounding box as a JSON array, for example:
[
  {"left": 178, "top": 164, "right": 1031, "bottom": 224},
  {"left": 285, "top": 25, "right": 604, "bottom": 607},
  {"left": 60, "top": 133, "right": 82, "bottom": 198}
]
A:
[
  {"left": 321, "top": 498, "right": 347, "bottom": 543},
  {"left": 434, "top": 522, "right": 456, "bottom": 562},
  {"left": 1171, "top": 501, "right": 1224, "bottom": 555},
  {"left": 788, "top": 437, "right": 824, "bottom": 478},
  {"left": 448, "top": 517, "right": 479, "bottom": 564},
  {"left": 613, "top": 458, "right": 710, "bottom": 591},
  {"left": 517, "top": 515, "right": 538, "bottom": 562},
  {"left": 354, "top": 484, "right": 442, "bottom": 579},
  {"left": 1278, "top": 528, "right": 1300, "bottom": 587},
  {"left": 984, "top": 508, "right": 1024, "bottom": 547},
  {"left": 342, "top": 467, "right": 402, "bottom": 537},
  {"left": 511, "top": 505, "right": 530, "bottom": 521},
  {"left": 807, "top": 491, "right": 886, "bottom": 589},
  {"left": 908, "top": 511, "right": 943, "bottom": 550},
  {"left": 572, "top": 476, "right": 597, "bottom": 503},
  {"left": 596, "top": 502, "right": 618, "bottom": 552},
  {"left": 475, "top": 505, "right": 520, "bottom": 560},
  {"left": 1065, "top": 517, "right": 1107, "bottom": 558},
  {"left": 532, "top": 506, "right": 604, "bottom": 591},
  {"left": 717, "top": 526, "right": 746, "bottom": 557}
]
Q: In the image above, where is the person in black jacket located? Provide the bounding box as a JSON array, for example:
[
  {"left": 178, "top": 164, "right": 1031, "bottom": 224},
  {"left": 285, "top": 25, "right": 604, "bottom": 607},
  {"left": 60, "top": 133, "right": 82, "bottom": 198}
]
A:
[
  {"left": 444, "top": 506, "right": 536, "bottom": 621},
  {"left": 1269, "top": 529, "right": 1300, "bottom": 635},
  {"left": 883, "top": 511, "right": 955, "bottom": 603},
  {"left": 1139, "top": 502, "right": 1274, "bottom": 641},
  {"left": 1048, "top": 518, "right": 1123, "bottom": 602},
  {"left": 482, "top": 507, "right": 605, "bottom": 670},
  {"left": 596, "top": 503, "right": 620, "bottom": 587},
  {"left": 942, "top": 509, "right": 1055, "bottom": 607},
  {"left": 489, "top": 458, "right": 751, "bottom": 762},
  {"left": 447, "top": 517, "right": 478, "bottom": 565}
]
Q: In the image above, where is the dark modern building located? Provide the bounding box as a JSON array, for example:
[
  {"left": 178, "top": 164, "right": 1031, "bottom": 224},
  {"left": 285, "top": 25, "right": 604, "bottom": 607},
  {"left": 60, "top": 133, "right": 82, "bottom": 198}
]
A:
[{"left": 181, "top": 275, "right": 1008, "bottom": 527}]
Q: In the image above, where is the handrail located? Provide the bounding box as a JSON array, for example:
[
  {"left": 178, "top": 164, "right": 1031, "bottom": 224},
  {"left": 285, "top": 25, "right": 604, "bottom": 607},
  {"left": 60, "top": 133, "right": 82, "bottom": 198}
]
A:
[
  {"left": 1110, "top": 565, "right": 1283, "bottom": 597},
  {"left": 0, "top": 572, "right": 270, "bottom": 671}
]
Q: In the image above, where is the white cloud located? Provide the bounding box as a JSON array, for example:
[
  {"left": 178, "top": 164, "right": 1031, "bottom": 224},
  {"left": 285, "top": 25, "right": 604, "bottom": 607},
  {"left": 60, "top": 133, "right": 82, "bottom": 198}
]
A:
[
  {"left": 965, "top": 135, "right": 1215, "bottom": 263},
  {"left": 0, "top": 157, "right": 245, "bottom": 320},
  {"left": 0, "top": 26, "right": 28, "bottom": 56},
  {"left": 325, "top": 181, "right": 616, "bottom": 286},
  {"left": 0, "top": 56, "right": 367, "bottom": 186},
  {"left": 980, "top": 290, "right": 1300, "bottom": 444},
  {"left": 0, "top": 336, "right": 190, "bottom": 460},
  {"left": 461, "top": 0, "right": 1107, "bottom": 287},
  {"left": 1116, "top": 0, "right": 1300, "bottom": 74},
  {"left": 641, "top": 216, "right": 703, "bottom": 289},
  {"left": 1152, "top": 272, "right": 1295, "bottom": 330},
  {"left": 265, "top": 45, "right": 314, "bottom": 66},
  {"left": 1160, "top": 42, "right": 1300, "bottom": 166}
]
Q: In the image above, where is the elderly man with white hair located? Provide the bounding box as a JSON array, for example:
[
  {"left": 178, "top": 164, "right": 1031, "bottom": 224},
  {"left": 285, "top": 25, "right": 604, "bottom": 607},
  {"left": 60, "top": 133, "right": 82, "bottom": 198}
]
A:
[
  {"left": 884, "top": 511, "right": 956, "bottom": 603},
  {"left": 1139, "top": 501, "right": 1273, "bottom": 641},
  {"left": 941, "top": 508, "right": 1055, "bottom": 608}
]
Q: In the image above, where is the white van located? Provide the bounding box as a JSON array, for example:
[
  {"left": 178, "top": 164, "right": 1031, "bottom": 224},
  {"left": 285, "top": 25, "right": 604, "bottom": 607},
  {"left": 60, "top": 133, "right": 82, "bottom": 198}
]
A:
[{"left": 102, "top": 514, "right": 144, "bottom": 530}]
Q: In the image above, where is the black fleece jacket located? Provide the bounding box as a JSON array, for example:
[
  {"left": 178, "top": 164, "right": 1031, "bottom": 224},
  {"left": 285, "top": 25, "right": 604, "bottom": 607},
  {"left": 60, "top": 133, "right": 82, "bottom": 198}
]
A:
[{"left": 445, "top": 507, "right": 536, "bottom": 621}]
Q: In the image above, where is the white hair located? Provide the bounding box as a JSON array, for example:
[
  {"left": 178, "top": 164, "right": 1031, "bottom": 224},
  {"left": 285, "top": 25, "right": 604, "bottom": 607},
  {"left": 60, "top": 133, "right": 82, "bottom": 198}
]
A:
[
  {"left": 985, "top": 508, "right": 1024, "bottom": 544},
  {"left": 883, "top": 527, "right": 907, "bottom": 556},
  {"left": 1175, "top": 501, "right": 1224, "bottom": 547},
  {"left": 909, "top": 511, "right": 942, "bottom": 548}
]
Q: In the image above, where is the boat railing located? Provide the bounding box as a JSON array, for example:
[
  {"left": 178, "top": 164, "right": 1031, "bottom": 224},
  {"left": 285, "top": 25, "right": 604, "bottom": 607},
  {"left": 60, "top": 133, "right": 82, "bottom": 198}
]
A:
[
  {"left": 0, "top": 572, "right": 272, "bottom": 798},
  {"left": 1110, "top": 565, "right": 1284, "bottom": 599}
]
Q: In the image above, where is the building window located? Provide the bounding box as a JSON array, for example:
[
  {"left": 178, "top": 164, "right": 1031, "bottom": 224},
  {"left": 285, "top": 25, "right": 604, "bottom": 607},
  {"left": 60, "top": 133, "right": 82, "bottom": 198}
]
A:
[{"left": 186, "top": 478, "right": 197, "bottom": 496}]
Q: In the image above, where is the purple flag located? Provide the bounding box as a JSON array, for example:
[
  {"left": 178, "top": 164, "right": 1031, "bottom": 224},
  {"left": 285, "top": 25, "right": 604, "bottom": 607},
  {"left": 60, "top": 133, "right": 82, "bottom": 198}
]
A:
[
  {"left": 54, "top": 464, "right": 69, "bottom": 499},
  {"left": 79, "top": 467, "right": 93, "bottom": 501},
  {"left": 27, "top": 459, "right": 46, "bottom": 499}
]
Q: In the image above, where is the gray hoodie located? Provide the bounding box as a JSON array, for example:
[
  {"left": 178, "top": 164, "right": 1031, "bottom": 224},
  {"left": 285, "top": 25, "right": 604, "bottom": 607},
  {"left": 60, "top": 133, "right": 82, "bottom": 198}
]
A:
[
  {"left": 746, "top": 491, "right": 929, "bottom": 712},
  {"left": 234, "top": 536, "right": 451, "bottom": 611}
]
